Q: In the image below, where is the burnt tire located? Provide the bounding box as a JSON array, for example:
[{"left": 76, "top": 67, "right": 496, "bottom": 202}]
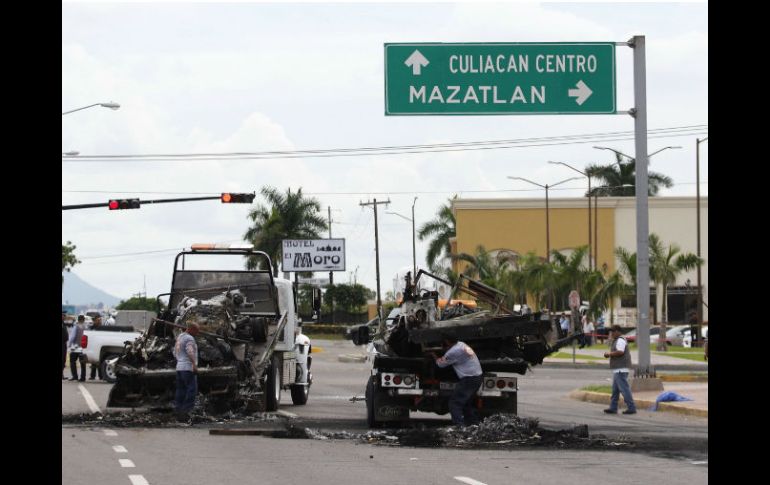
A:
[
  {"left": 265, "top": 355, "right": 282, "bottom": 412},
  {"left": 290, "top": 384, "right": 309, "bottom": 405},
  {"left": 365, "top": 375, "right": 380, "bottom": 428},
  {"left": 100, "top": 353, "right": 121, "bottom": 383}
]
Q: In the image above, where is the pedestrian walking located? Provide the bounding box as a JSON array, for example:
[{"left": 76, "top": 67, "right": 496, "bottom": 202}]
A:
[
  {"left": 174, "top": 323, "right": 200, "bottom": 421},
  {"left": 582, "top": 315, "right": 595, "bottom": 348},
  {"left": 68, "top": 315, "right": 87, "bottom": 382},
  {"left": 431, "top": 334, "right": 483, "bottom": 426},
  {"left": 603, "top": 325, "right": 637, "bottom": 415}
]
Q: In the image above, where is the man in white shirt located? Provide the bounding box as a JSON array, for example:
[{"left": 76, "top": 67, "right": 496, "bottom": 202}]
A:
[
  {"left": 432, "top": 334, "right": 483, "bottom": 426},
  {"left": 603, "top": 325, "right": 636, "bottom": 415}
]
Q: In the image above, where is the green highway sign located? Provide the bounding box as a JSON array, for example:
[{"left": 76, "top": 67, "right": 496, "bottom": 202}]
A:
[{"left": 384, "top": 42, "right": 616, "bottom": 115}]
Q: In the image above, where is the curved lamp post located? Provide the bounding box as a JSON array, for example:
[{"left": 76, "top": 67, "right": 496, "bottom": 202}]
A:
[{"left": 62, "top": 102, "right": 121, "bottom": 116}]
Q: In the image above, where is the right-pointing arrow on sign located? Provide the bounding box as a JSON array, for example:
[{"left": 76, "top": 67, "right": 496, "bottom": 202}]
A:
[
  {"left": 404, "top": 49, "right": 429, "bottom": 75},
  {"left": 568, "top": 80, "right": 593, "bottom": 105}
]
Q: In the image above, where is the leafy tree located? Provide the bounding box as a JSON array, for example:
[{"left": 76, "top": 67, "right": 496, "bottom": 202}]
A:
[
  {"left": 586, "top": 154, "right": 673, "bottom": 196},
  {"left": 116, "top": 297, "right": 164, "bottom": 312},
  {"left": 591, "top": 271, "right": 628, "bottom": 323},
  {"left": 648, "top": 233, "right": 703, "bottom": 351},
  {"left": 62, "top": 241, "right": 80, "bottom": 285},
  {"left": 244, "top": 186, "right": 328, "bottom": 276},
  {"left": 451, "top": 245, "right": 516, "bottom": 290},
  {"left": 417, "top": 196, "right": 457, "bottom": 271},
  {"left": 324, "top": 283, "right": 371, "bottom": 313}
]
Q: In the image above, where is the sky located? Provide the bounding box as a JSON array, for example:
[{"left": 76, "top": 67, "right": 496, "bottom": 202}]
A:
[{"left": 62, "top": 1, "right": 708, "bottom": 303}]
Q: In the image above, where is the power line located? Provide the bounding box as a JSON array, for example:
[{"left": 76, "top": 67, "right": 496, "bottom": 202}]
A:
[{"left": 62, "top": 125, "right": 707, "bottom": 163}]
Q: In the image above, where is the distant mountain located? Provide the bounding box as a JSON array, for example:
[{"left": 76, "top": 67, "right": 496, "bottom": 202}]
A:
[{"left": 62, "top": 272, "right": 124, "bottom": 307}]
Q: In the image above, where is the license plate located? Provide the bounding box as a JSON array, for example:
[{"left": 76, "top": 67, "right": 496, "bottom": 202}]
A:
[{"left": 439, "top": 382, "right": 456, "bottom": 390}]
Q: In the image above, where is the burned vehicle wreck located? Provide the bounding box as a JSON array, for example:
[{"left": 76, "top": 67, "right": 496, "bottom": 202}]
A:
[
  {"left": 107, "top": 245, "right": 312, "bottom": 413},
  {"left": 350, "top": 270, "right": 580, "bottom": 427}
]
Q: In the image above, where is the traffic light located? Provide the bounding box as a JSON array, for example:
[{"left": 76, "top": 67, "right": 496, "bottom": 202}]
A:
[
  {"left": 108, "top": 198, "right": 141, "bottom": 210},
  {"left": 221, "top": 193, "right": 256, "bottom": 204}
]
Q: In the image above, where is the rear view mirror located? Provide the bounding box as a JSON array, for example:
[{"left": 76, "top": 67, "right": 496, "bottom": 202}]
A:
[{"left": 351, "top": 324, "right": 371, "bottom": 346}]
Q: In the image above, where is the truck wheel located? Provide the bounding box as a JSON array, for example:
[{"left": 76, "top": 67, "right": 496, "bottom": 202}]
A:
[
  {"left": 365, "top": 375, "right": 380, "bottom": 428},
  {"left": 265, "top": 355, "right": 282, "bottom": 411},
  {"left": 291, "top": 364, "right": 310, "bottom": 405},
  {"left": 100, "top": 354, "right": 120, "bottom": 383}
]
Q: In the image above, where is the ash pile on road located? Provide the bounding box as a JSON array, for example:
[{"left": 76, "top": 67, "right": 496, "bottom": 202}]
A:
[
  {"left": 62, "top": 397, "right": 282, "bottom": 428},
  {"left": 351, "top": 415, "right": 631, "bottom": 450}
]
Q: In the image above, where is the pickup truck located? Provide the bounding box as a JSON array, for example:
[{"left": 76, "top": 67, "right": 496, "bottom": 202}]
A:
[{"left": 81, "top": 326, "right": 143, "bottom": 383}]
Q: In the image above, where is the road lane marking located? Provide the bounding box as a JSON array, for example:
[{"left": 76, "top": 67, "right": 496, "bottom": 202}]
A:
[
  {"left": 113, "top": 445, "right": 128, "bottom": 453},
  {"left": 455, "top": 477, "right": 488, "bottom": 485},
  {"left": 77, "top": 384, "right": 102, "bottom": 414},
  {"left": 119, "top": 459, "right": 136, "bottom": 468},
  {"left": 276, "top": 410, "right": 298, "bottom": 418},
  {"left": 129, "top": 475, "right": 150, "bottom": 485},
  {"left": 104, "top": 429, "right": 118, "bottom": 436}
]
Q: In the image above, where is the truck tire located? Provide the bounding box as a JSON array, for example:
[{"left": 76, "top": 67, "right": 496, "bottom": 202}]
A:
[
  {"left": 265, "top": 355, "right": 282, "bottom": 412},
  {"left": 291, "top": 364, "right": 309, "bottom": 405},
  {"left": 100, "top": 353, "right": 121, "bottom": 383},
  {"left": 365, "top": 375, "right": 380, "bottom": 428}
]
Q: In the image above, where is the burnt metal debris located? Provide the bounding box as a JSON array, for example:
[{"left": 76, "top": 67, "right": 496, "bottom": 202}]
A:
[{"left": 107, "top": 288, "right": 285, "bottom": 412}]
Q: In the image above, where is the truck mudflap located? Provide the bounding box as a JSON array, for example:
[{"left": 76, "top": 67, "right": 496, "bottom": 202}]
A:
[{"left": 107, "top": 366, "right": 239, "bottom": 408}]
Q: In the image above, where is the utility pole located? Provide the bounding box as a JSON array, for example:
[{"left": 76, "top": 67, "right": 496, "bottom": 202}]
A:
[
  {"left": 412, "top": 197, "right": 418, "bottom": 278},
  {"left": 328, "top": 206, "right": 335, "bottom": 324},
  {"left": 696, "top": 136, "right": 708, "bottom": 346},
  {"left": 360, "top": 198, "right": 390, "bottom": 321}
]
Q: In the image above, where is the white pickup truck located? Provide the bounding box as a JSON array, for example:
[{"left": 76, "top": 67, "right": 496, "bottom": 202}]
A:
[{"left": 81, "top": 326, "right": 143, "bottom": 382}]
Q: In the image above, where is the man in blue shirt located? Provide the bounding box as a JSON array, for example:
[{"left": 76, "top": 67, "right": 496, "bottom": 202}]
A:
[
  {"left": 432, "top": 334, "right": 483, "bottom": 426},
  {"left": 174, "top": 323, "right": 200, "bottom": 421}
]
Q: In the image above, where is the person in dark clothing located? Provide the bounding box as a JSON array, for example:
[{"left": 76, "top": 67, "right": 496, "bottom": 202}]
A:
[{"left": 62, "top": 312, "right": 69, "bottom": 380}]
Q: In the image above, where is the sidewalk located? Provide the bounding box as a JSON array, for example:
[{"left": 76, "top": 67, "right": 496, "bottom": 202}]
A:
[{"left": 545, "top": 346, "right": 708, "bottom": 368}]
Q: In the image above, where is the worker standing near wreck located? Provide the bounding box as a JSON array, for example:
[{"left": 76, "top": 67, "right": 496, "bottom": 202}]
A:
[
  {"left": 603, "top": 325, "right": 637, "bottom": 415},
  {"left": 174, "top": 323, "right": 200, "bottom": 421},
  {"left": 432, "top": 334, "right": 483, "bottom": 426}
]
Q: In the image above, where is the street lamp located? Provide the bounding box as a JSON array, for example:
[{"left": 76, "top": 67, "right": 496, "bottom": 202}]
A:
[
  {"left": 386, "top": 198, "right": 418, "bottom": 279},
  {"left": 548, "top": 161, "right": 593, "bottom": 269},
  {"left": 62, "top": 102, "right": 121, "bottom": 116},
  {"left": 592, "top": 184, "right": 633, "bottom": 269},
  {"left": 696, "top": 136, "right": 708, "bottom": 346},
  {"left": 507, "top": 176, "right": 581, "bottom": 263},
  {"left": 593, "top": 145, "right": 682, "bottom": 164}
]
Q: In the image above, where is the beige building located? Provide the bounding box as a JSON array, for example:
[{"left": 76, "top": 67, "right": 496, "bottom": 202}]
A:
[{"left": 451, "top": 196, "right": 708, "bottom": 324}]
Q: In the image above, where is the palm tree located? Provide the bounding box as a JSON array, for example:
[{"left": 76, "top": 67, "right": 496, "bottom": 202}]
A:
[
  {"left": 417, "top": 196, "right": 457, "bottom": 271},
  {"left": 518, "top": 252, "right": 551, "bottom": 311},
  {"left": 648, "top": 233, "right": 703, "bottom": 351},
  {"left": 591, "top": 270, "right": 628, "bottom": 324},
  {"left": 243, "top": 186, "right": 328, "bottom": 276},
  {"left": 550, "top": 246, "right": 591, "bottom": 309},
  {"left": 586, "top": 154, "right": 673, "bottom": 196},
  {"left": 451, "top": 245, "right": 516, "bottom": 290}
]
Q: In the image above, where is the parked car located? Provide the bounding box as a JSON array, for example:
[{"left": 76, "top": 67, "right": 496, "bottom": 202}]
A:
[
  {"left": 682, "top": 327, "right": 708, "bottom": 348},
  {"left": 625, "top": 327, "right": 661, "bottom": 343},
  {"left": 650, "top": 325, "right": 689, "bottom": 346}
]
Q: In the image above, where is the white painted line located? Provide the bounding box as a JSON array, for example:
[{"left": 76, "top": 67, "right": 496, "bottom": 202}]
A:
[
  {"left": 78, "top": 384, "right": 102, "bottom": 414},
  {"left": 692, "top": 461, "right": 708, "bottom": 465},
  {"left": 112, "top": 445, "right": 128, "bottom": 453},
  {"left": 128, "top": 475, "right": 150, "bottom": 485},
  {"left": 455, "top": 477, "right": 488, "bottom": 485},
  {"left": 103, "top": 429, "right": 118, "bottom": 436},
  {"left": 276, "top": 410, "right": 298, "bottom": 418},
  {"left": 119, "top": 459, "right": 136, "bottom": 468}
]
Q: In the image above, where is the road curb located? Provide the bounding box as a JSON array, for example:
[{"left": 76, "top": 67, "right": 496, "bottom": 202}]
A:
[
  {"left": 659, "top": 375, "right": 708, "bottom": 382},
  {"left": 338, "top": 354, "right": 367, "bottom": 363},
  {"left": 569, "top": 390, "right": 708, "bottom": 418},
  {"left": 542, "top": 362, "right": 707, "bottom": 371}
]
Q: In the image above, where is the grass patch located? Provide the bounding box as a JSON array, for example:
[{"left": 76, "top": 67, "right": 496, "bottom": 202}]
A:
[
  {"left": 652, "top": 352, "right": 707, "bottom": 362},
  {"left": 580, "top": 385, "right": 612, "bottom": 394},
  {"left": 550, "top": 352, "right": 604, "bottom": 361}
]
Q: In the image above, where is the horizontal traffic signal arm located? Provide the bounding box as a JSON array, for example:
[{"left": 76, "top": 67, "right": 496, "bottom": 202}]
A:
[{"left": 62, "top": 194, "right": 255, "bottom": 211}]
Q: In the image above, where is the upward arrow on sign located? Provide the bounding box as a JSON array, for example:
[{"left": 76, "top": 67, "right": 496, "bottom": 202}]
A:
[{"left": 404, "top": 49, "right": 429, "bottom": 75}]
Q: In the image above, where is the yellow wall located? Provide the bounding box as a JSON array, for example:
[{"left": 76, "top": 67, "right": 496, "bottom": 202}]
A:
[{"left": 454, "top": 207, "right": 616, "bottom": 273}]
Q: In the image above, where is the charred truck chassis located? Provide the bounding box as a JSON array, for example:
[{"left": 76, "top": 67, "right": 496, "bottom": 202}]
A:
[
  {"left": 107, "top": 247, "right": 310, "bottom": 413},
  {"left": 360, "top": 270, "right": 579, "bottom": 427}
]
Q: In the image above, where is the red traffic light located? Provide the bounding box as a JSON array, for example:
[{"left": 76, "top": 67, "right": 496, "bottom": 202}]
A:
[
  {"left": 108, "top": 199, "right": 140, "bottom": 210},
  {"left": 221, "top": 193, "right": 255, "bottom": 204}
]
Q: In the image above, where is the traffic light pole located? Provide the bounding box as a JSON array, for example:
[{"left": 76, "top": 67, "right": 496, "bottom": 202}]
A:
[{"left": 62, "top": 195, "right": 245, "bottom": 210}]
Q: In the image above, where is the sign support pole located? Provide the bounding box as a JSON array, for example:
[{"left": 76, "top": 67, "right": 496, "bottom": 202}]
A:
[{"left": 631, "top": 35, "right": 652, "bottom": 377}]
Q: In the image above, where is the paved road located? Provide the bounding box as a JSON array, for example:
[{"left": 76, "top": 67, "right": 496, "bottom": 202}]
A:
[{"left": 62, "top": 338, "right": 708, "bottom": 484}]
